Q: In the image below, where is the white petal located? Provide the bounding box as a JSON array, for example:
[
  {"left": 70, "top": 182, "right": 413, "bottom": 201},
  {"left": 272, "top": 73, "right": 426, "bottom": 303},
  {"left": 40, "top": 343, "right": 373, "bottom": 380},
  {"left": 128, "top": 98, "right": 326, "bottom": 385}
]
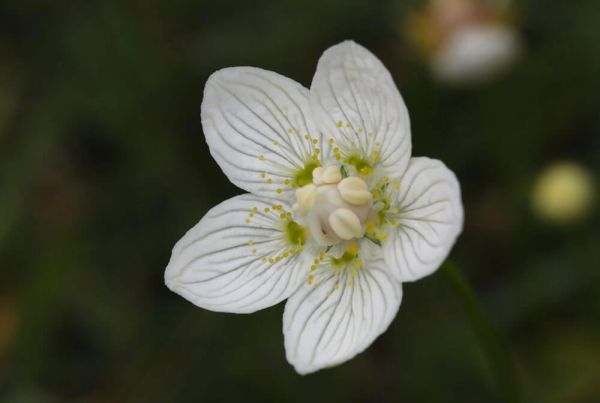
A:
[
  {"left": 310, "top": 41, "right": 411, "bottom": 176},
  {"left": 283, "top": 258, "right": 402, "bottom": 374},
  {"left": 384, "top": 157, "right": 463, "bottom": 282},
  {"left": 165, "top": 194, "right": 309, "bottom": 313},
  {"left": 202, "top": 67, "right": 320, "bottom": 200}
]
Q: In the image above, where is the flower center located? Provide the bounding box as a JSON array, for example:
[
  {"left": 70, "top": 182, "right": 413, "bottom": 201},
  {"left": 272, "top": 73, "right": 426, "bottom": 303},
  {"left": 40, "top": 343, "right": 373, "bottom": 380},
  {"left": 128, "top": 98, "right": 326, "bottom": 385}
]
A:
[{"left": 293, "top": 166, "right": 374, "bottom": 246}]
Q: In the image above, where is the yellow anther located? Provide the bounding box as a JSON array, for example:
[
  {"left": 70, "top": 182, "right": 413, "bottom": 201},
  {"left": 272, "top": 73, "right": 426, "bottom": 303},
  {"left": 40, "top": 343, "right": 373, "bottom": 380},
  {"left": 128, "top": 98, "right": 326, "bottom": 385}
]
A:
[
  {"left": 329, "top": 208, "right": 363, "bottom": 240},
  {"left": 293, "top": 184, "right": 317, "bottom": 216},
  {"left": 347, "top": 242, "right": 359, "bottom": 256},
  {"left": 312, "top": 166, "right": 342, "bottom": 185},
  {"left": 375, "top": 232, "right": 388, "bottom": 240},
  {"left": 338, "top": 177, "right": 372, "bottom": 205}
]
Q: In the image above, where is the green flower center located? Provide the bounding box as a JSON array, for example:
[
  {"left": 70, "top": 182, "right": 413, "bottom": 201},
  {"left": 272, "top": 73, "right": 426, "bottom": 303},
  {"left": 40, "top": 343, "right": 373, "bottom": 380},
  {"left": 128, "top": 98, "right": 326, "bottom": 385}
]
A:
[
  {"left": 285, "top": 219, "right": 307, "bottom": 246},
  {"left": 294, "top": 161, "right": 320, "bottom": 187}
]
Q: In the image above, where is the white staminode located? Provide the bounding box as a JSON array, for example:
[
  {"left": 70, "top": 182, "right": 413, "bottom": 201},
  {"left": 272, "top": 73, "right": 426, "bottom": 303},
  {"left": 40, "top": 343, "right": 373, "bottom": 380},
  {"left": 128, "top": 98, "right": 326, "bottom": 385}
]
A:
[{"left": 165, "top": 40, "right": 463, "bottom": 375}]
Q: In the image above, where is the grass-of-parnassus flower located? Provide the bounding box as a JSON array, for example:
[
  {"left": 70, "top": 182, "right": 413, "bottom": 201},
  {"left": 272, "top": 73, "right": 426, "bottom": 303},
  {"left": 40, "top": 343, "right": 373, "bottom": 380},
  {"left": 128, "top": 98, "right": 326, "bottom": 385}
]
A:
[{"left": 165, "top": 41, "right": 463, "bottom": 374}]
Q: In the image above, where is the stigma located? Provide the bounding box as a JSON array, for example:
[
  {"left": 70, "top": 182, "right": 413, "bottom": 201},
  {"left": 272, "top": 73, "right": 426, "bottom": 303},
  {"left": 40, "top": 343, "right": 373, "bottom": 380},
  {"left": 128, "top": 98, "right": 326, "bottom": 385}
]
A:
[{"left": 293, "top": 166, "right": 374, "bottom": 246}]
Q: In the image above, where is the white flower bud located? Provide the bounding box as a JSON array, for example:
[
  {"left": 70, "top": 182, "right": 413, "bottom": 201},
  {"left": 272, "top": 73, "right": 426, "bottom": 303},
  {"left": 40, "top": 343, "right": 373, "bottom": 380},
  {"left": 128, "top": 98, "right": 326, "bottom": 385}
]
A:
[{"left": 338, "top": 177, "right": 372, "bottom": 205}]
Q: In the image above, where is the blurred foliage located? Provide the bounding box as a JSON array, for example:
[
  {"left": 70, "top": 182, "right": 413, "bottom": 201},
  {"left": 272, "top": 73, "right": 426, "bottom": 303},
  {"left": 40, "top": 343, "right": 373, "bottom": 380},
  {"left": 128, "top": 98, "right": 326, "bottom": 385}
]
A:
[{"left": 0, "top": 0, "right": 599, "bottom": 402}]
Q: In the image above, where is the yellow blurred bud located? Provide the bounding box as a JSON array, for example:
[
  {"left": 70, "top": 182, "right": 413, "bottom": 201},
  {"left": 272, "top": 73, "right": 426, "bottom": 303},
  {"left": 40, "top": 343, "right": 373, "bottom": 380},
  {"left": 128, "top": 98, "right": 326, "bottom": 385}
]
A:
[{"left": 532, "top": 162, "right": 595, "bottom": 224}]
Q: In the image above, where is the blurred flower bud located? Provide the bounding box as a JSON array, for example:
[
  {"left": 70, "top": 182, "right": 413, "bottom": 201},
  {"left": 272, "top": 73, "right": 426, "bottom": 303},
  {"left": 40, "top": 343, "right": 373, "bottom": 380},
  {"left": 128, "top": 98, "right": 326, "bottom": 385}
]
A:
[
  {"left": 532, "top": 162, "right": 595, "bottom": 224},
  {"left": 407, "top": 0, "right": 520, "bottom": 84}
]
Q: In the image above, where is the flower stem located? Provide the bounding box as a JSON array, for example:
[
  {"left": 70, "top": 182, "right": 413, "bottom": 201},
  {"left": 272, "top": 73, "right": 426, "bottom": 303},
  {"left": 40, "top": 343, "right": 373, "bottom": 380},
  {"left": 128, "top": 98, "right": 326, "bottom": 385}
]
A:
[{"left": 441, "top": 260, "right": 520, "bottom": 403}]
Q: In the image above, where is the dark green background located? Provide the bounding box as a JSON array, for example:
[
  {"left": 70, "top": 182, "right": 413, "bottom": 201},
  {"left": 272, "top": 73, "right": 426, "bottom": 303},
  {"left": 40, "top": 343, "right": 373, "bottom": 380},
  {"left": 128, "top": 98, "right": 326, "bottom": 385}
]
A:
[{"left": 1, "top": 0, "right": 599, "bottom": 402}]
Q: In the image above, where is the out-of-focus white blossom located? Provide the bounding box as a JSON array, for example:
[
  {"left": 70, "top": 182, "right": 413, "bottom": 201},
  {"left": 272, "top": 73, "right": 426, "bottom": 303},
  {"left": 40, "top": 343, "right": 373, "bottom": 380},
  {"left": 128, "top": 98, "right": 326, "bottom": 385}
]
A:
[{"left": 407, "top": 0, "right": 521, "bottom": 85}]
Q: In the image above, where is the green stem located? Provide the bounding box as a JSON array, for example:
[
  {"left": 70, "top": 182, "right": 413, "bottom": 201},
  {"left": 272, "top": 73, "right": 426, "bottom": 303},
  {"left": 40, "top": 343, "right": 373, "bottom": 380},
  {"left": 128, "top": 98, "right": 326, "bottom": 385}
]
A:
[{"left": 441, "top": 260, "right": 520, "bottom": 403}]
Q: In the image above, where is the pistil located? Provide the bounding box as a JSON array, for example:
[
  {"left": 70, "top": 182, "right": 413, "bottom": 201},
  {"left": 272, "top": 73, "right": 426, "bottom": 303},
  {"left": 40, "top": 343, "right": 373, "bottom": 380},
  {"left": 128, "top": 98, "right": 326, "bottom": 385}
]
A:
[{"left": 293, "top": 165, "right": 374, "bottom": 246}]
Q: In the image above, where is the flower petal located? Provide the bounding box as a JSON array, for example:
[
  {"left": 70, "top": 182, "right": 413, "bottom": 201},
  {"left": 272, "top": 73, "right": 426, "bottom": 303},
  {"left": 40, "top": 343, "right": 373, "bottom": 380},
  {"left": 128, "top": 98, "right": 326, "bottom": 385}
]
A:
[
  {"left": 165, "top": 194, "right": 309, "bottom": 313},
  {"left": 202, "top": 67, "right": 321, "bottom": 200},
  {"left": 384, "top": 157, "right": 463, "bottom": 282},
  {"left": 283, "top": 258, "right": 402, "bottom": 374},
  {"left": 310, "top": 41, "right": 411, "bottom": 177}
]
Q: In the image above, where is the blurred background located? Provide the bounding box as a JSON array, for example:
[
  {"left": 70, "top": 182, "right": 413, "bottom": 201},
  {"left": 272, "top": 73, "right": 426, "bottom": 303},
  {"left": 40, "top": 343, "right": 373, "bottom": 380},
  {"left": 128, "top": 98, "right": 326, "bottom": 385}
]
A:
[{"left": 0, "top": 0, "right": 599, "bottom": 402}]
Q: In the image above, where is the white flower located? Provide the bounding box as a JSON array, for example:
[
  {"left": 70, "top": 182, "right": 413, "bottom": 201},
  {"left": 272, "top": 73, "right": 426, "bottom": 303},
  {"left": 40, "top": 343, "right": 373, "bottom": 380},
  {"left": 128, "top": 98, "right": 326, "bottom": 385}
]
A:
[
  {"left": 165, "top": 41, "right": 463, "bottom": 374},
  {"left": 432, "top": 24, "right": 520, "bottom": 84}
]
